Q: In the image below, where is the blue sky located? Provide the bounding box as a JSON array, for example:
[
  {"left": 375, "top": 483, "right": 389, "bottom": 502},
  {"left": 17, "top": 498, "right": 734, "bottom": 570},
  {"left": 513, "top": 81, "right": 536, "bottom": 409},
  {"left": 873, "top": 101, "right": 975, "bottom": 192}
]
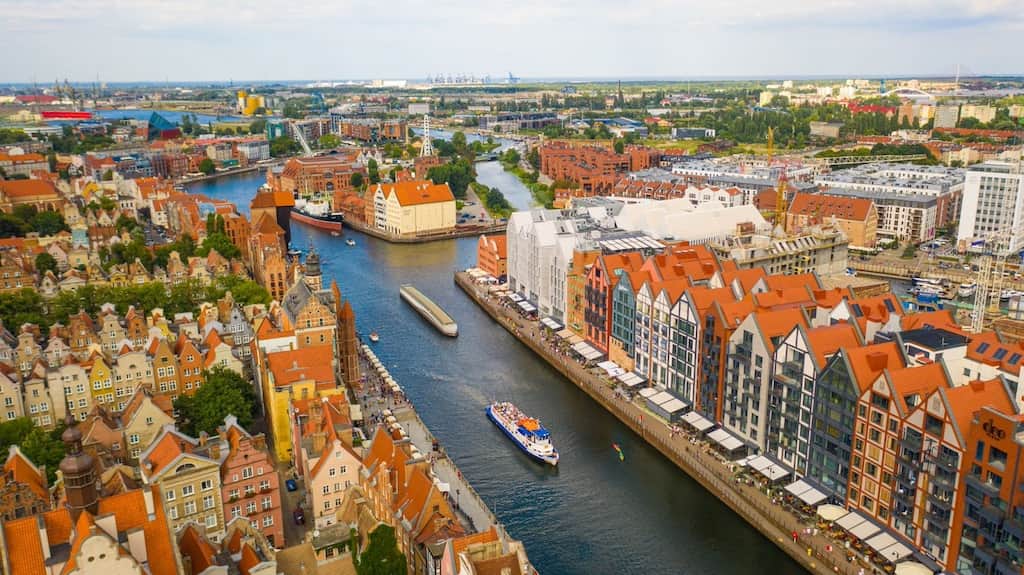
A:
[{"left": 0, "top": 0, "right": 1020, "bottom": 82}]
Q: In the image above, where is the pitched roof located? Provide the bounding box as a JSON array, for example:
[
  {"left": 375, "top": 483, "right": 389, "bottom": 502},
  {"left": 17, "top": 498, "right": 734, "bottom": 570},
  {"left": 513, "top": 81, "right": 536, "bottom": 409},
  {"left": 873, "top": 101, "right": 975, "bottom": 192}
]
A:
[
  {"left": 753, "top": 309, "right": 807, "bottom": 352},
  {"left": 945, "top": 378, "right": 1016, "bottom": 437},
  {"left": 887, "top": 362, "right": 950, "bottom": 413},
  {"left": 788, "top": 192, "right": 874, "bottom": 221},
  {"left": 382, "top": 181, "right": 455, "bottom": 206},
  {"left": 3, "top": 445, "right": 48, "bottom": 501},
  {"left": 267, "top": 345, "right": 335, "bottom": 389},
  {"left": 178, "top": 524, "right": 217, "bottom": 573},
  {"left": 843, "top": 341, "right": 904, "bottom": 393},
  {"left": 0, "top": 179, "right": 60, "bottom": 199},
  {"left": 805, "top": 323, "right": 862, "bottom": 368}
]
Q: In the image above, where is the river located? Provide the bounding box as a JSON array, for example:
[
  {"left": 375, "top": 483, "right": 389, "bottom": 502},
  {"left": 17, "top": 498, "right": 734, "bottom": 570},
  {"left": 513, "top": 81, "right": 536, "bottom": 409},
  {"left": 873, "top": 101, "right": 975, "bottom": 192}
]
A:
[{"left": 190, "top": 171, "right": 806, "bottom": 575}]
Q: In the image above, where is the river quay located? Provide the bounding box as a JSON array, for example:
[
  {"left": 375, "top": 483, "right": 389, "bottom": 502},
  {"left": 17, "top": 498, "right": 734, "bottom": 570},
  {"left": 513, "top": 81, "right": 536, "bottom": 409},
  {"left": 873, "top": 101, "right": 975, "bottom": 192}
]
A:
[
  {"left": 455, "top": 271, "right": 886, "bottom": 575},
  {"left": 355, "top": 341, "right": 536, "bottom": 573},
  {"left": 343, "top": 216, "right": 506, "bottom": 244}
]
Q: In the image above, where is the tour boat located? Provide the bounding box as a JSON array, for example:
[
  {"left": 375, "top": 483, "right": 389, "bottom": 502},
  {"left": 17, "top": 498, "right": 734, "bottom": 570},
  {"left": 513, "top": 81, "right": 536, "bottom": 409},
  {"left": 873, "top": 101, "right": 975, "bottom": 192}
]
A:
[
  {"left": 912, "top": 277, "right": 943, "bottom": 287},
  {"left": 369, "top": 332, "right": 380, "bottom": 343},
  {"left": 345, "top": 238, "right": 356, "bottom": 246},
  {"left": 486, "top": 402, "right": 559, "bottom": 466}
]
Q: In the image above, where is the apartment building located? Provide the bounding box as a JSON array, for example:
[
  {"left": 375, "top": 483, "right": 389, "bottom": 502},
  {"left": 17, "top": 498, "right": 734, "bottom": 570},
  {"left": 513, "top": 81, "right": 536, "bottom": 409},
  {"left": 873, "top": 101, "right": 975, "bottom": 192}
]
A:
[
  {"left": 956, "top": 162, "right": 1024, "bottom": 254},
  {"left": 786, "top": 193, "right": 878, "bottom": 248},
  {"left": 219, "top": 415, "right": 283, "bottom": 547}
]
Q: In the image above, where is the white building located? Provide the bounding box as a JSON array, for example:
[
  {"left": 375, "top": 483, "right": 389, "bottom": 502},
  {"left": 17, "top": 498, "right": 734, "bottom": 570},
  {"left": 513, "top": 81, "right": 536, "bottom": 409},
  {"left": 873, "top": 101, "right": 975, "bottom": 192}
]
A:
[
  {"left": 956, "top": 161, "right": 1024, "bottom": 254},
  {"left": 236, "top": 140, "right": 270, "bottom": 163},
  {"left": 614, "top": 199, "right": 769, "bottom": 245}
]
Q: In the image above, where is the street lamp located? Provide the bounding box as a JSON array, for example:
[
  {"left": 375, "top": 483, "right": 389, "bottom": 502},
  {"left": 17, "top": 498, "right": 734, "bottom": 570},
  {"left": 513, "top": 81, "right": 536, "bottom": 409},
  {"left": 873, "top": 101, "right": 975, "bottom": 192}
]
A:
[{"left": 456, "top": 488, "right": 461, "bottom": 509}]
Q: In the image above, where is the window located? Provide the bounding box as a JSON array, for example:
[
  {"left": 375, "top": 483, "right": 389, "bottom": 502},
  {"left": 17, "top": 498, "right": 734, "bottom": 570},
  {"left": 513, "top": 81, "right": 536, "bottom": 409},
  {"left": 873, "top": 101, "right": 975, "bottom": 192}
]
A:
[
  {"left": 339, "top": 465, "right": 347, "bottom": 474},
  {"left": 231, "top": 506, "right": 241, "bottom": 518},
  {"left": 323, "top": 501, "right": 331, "bottom": 510},
  {"left": 205, "top": 514, "right": 217, "bottom": 528},
  {"left": 203, "top": 495, "right": 215, "bottom": 510},
  {"left": 259, "top": 480, "right": 270, "bottom": 491},
  {"left": 263, "top": 515, "right": 273, "bottom": 527},
  {"left": 229, "top": 489, "right": 239, "bottom": 500},
  {"left": 242, "top": 467, "right": 253, "bottom": 479},
  {"left": 168, "top": 506, "right": 178, "bottom": 520},
  {"left": 329, "top": 468, "right": 337, "bottom": 477},
  {"left": 246, "top": 502, "right": 257, "bottom": 514},
  {"left": 322, "top": 485, "right": 330, "bottom": 495},
  {"left": 262, "top": 497, "right": 272, "bottom": 510},
  {"left": 201, "top": 479, "right": 213, "bottom": 491},
  {"left": 184, "top": 501, "right": 197, "bottom": 514},
  {"left": 165, "top": 490, "right": 176, "bottom": 502},
  {"left": 182, "top": 485, "right": 195, "bottom": 497}
]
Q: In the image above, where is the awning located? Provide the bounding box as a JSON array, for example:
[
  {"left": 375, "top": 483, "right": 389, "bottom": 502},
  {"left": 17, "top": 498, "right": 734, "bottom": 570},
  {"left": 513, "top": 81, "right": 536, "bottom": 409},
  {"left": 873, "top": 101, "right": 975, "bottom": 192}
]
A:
[
  {"left": 708, "top": 428, "right": 745, "bottom": 452},
  {"left": 784, "top": 479, "right": 828, "bottom": 506},
  {"left": 835, "top": 511, "right": 868, "bottom": 531},
  {"left": 680, "top": 410, "right": 715, "bottom": 433},
  {"left": 619, "top": 373, "right": 646, "bottom": 388},
  {"left": 556, "top": 329, "right": 575, "bottom": 340},
  {"left": 850, "top": 520, "right": 881, "bottom": 541},
  {"left": 349, "top": 404, "right": 363, "bottom": 422},
  {"left": 648, "top": 391, "right": 675, "bottom": 406},
  {"left": 541, "top": 317, "right": 563, "bottom": 330},
  {"left": 880, "top": 541, "right": 914, "bottom": 562},
  {"left": 736, "top": 454, "right": 757, "bottom": 467},
  {"left": 385, "top": 415, "right": 398, "bottom": 424},
  {"left": 571, "top": 341, "right": 603, "bottom": 361},
  {"left": 517, "top": 300, "right": 536, "bottom": 313},
  {"left": 638, "top": 387, "right": 659, "bottom": 399},
  {"left": 865, "top": 533, "right": 897, "bottom": 554},
  {"left": 817, "top": 504, "right": 847, "bottom": 522},
  {"left": 746, "top": 455, "right": 791, "bottom": 481},
  {"left": 507, "top": 293, "right": 523, "bottom": 302},
  {"left": 660, "top": 398, "right": 689, "bottom": 415},
  {"left": 894, "top": 561, "right": 933, "bottom": 575}
]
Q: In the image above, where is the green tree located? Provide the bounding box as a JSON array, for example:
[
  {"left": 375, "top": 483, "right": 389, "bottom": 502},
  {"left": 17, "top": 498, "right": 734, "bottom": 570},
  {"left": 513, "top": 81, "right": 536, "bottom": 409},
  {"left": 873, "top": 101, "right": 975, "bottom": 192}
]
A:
[
  {"left": 248, "top": 119, "right": 267, "bottom": 135},
  {"left": 198, "top": 158, "right": 216, "bottom": 175},
  {"left": 367, "top": 158, "right": 380, "bottom": 184},
  {"left": 30, "top": 211, "right": 70, "bottom": 235},
  {"left": 34, "top": 252, "right": 58, "bottom": 275},
  {"left": 451, "top": 131, "right": 468, "bottom": 155},
  {"left": 0, "top": 214, "right": 29, "bottom": 238},
  {"left": 174, "top": 367, "right": 256, "bottom": 436},
  {"left": 47, "top": 152, "right": 57, "bottom": 172},
  {"left": 527, "top": 147, "right": 541, "bottom": 170},
  {"left": 270, "top": 136, "right": 300, "bottom": 158},
  {"left": 613, "top": 139, "right": 625, "bottom": 154},
  {"left": 197, "top": 232, "right": 241, "bottom": 260},
  {"left": 318, "top": 134, "right": 341, "bottom": 149},
  {"left": 427, "top": 158, "right": 474, "bottom": 199},
  {"left": 354, "top": 525, "right": 406, "bottom": 575},
  {"left": 21, "top": 425, "right": 66, "bottom": 484},
  {"left": 102, "top": 169, "right": 114, "bottom": 181},
  {"left": 350, "top": 172, "right": 365, "bottom": 188},
  {"left": 0, "top": 129, "right": 29, "bottom": 145}
]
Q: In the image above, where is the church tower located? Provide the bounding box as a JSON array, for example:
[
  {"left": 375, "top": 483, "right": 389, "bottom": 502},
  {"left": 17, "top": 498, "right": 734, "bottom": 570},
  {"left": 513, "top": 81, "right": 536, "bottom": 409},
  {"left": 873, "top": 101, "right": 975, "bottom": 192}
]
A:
[
  {"left": 304, "top": 249, "right": 322, "bottom": 292},
  {"left": 332, "top": 281, "right": 362, "bottom": 390},
  {"left": 59, "top": 415, "right": 98, "bottom": 522}
]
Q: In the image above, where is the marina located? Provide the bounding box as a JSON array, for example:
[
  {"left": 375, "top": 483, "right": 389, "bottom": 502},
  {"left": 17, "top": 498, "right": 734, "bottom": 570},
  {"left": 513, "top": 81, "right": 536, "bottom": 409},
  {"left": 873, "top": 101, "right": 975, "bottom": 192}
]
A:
[{"left": 399, "top": 284, "right": 459, "bottom": 336}]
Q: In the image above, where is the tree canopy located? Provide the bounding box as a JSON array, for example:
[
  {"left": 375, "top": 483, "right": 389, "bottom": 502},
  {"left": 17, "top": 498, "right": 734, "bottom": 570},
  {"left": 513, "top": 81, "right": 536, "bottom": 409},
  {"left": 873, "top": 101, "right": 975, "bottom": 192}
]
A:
[
  {"left": 173, "top": 367, "right": 257, "bottom": 436},
  {"left": 0, "top": 418, "right": 65, "bottom": 483},
  {"left": 427, "top": 158, "right": 474, "bottom": 199},
  {"left": 354, "top": 524, "right": 406, "bottom": 575},
  {"left": 270, "top": 136, "right": 301, "bottom": 158},
  {"left": 198, "top": 158, "right": 216, "bottom": 175},
  {"left": 35, "top": 252, "right": 58, "bottom": 275}
]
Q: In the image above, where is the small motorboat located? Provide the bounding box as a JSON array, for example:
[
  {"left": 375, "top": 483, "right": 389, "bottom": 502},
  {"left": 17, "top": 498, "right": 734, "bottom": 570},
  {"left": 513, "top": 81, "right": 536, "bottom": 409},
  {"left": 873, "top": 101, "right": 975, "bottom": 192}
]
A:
[
  {"left": 345, "top": 238, "right": 356, "bottom": 246},
  {"left": 331, "top": 231, "right": 341, "bottom": 237},
  {"left": 369, "top": 332, "right": 380, "bottom": 343}
]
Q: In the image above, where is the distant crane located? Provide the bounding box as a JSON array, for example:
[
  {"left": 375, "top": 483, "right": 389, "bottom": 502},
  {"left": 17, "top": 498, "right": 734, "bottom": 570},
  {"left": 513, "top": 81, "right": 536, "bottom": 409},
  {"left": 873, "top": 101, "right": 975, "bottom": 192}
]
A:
[
  {"left": 767, "top": 127, "right": 789, "bottom": 232},
  {"left": 420, "top": 114, "right": 434, "bottom": 157}
]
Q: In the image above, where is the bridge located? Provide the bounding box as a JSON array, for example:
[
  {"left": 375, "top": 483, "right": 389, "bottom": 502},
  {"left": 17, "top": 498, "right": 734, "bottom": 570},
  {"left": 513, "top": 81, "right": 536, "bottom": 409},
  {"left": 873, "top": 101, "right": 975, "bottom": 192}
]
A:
[
  {"left": 880, "top": 87, "right": 934, "bottom": 100},
  {"left": 815, "top": 154, "right": 928, "bottom": 166}
]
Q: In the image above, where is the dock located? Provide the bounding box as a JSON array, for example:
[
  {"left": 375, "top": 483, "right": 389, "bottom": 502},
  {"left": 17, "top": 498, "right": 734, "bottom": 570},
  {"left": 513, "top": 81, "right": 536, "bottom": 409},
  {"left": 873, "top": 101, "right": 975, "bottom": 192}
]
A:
[
  {"left": 343, "top": 217, "right": 506, "bottom": 244},
  {"left": 455, "top": 271, "right": 869, "bottom": 575},
  {"left": 400, "top": 284, "right": 458, "bottom": 336}
]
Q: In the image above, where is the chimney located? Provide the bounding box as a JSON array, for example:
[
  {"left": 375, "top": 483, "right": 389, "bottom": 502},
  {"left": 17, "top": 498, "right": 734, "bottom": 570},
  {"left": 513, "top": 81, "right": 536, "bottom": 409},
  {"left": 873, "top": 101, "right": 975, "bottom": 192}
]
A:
[
  {"left": 866, "top": 351, "right": 889, "bottom": 371},
  {"left": 209, "top": 442, "right": 221, "bottom": 461},
  {"left": 198, "top": 431, "right": 208, "bottom": 447}
]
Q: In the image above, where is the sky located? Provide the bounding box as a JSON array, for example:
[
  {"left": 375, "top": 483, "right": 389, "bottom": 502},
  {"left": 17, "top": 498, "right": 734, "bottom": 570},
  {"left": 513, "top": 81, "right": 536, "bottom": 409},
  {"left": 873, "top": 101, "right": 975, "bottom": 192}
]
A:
[{"left": 1, "top": 0, "right": 1021, "bottom": 83}]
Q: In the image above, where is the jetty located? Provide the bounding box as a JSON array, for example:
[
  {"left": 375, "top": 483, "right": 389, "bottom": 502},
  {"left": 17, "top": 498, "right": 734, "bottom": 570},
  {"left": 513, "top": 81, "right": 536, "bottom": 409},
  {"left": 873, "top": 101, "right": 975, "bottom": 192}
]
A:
[{"left": 400, "top": 284, "right": 458, "bottom": 336}]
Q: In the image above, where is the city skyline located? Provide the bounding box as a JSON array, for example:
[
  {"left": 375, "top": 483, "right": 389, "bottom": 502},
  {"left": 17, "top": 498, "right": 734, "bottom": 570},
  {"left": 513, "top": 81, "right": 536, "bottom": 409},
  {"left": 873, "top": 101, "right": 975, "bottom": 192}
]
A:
[{"left": 1, "top": 0, "right": 1022, "bottom": 83}]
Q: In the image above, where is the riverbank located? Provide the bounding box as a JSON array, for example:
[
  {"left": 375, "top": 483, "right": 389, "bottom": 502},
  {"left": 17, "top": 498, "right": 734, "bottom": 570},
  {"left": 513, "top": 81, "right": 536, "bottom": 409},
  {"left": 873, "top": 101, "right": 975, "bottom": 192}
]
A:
[
  {"left": 342, "top": 217, "right": 506, "bottom": 244},
  {"left": 355, "top": 342, "right": 536, "bottom": 573},
  {"left": 455, "top": 271, "right": 874, "bottom": 575},
  {"left": 177, "top": 164, "right": 269, "bottom": 185}
]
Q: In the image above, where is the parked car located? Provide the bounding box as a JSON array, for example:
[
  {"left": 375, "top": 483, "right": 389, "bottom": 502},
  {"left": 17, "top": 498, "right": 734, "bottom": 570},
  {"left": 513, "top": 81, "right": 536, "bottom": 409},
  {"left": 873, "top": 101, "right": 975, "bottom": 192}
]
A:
[
  {"left": 293, "top": 507, "right": 305, "bottom": 525},
  {"left": 285, "top": 479, "right": 298, "bottom": 492}
]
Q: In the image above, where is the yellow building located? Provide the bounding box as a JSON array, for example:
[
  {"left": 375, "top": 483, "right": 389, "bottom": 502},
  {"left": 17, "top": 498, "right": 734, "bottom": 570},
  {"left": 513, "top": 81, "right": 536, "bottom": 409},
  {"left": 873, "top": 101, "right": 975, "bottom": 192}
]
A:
[
  {"left": 236, "top": 91, "right": 266, "bottom": 116},
  {"left": 258, "top": 345, "right": 340, "bottom": 461},
  {"left": 371, "top": 181, "right": 456, "bottom": 236},
  {"left": 88, "top": 355, "right": 115, "bottom": 408},
  {"left": 122, "top": 387, "right": 174, "bottom": 460},
  {"left": 140, "top": 426, "right": 227, "bottom": 541}
]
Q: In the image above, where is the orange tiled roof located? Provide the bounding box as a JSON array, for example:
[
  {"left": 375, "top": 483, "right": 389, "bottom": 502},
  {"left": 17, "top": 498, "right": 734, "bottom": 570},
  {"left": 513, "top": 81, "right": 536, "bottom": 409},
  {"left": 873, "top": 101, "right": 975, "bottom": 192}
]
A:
[
  {"left": 805, "top": 323, "right": 862, "bottom": 368},
  {"left": 0, "top": 179, "right": 59, "bottom": 199},
  {"left": 888, "top": 362, "right": 950, "bottom": 413},
  {"left": 239, "top": 543, "right": 261, "bottom": 575},
  {"left": 451, "top": 526, "right": 500, "bottom": 558},
  {"left": 763, "top": 273, "right": 821, "bottom": 291},
  {"left": 900, "top": 309, "right": 962, "bottom": 333},
  {"left": 843, "top": 341, "right": 904, "bottom": 393},
  {"left": 142, "top": 429, "right": 193, "bottom": 477},
  {"left": 384, "top": 181, "right": 455, "bottom": 206},
  {"left": 3, "top": 515, "right": 46, "bottom": 575},
  {"left": 3, "top": 447, "right": 48, "bottom": 501},
  {"left": 267, "top": 345, "right": 335, "bottom": 389},
  {"left": 945, "top": 378, "right": 1015, "bottom": 435},
  {"left": 788, "top": 192, "right": 874, "bottom": 221},
  {"left": 965, "top": 333, "right": 1024, "bottom": 376},
  {"left": 753, "top": 308, "right": 808, "bottom": 352},
  {"left": 178, "top": 525, "right": 217, "bottom": 573}
]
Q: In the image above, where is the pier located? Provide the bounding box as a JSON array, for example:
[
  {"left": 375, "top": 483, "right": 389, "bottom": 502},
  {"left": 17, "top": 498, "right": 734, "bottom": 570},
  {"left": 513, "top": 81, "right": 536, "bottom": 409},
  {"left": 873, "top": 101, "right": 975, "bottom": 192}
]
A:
[{"left": 455, "top": 271, "right": 875, "bottom": 575}]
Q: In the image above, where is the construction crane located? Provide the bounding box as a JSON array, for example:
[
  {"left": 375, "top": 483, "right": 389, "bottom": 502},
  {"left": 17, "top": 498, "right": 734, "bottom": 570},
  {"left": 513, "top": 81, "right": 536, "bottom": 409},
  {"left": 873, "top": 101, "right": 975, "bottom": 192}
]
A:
[
  {"left": 970, "top": 125, "right": 1024, "bottom": 332},
  {"left": 767, "top": 127, "right": 789, "bottom": 232}
]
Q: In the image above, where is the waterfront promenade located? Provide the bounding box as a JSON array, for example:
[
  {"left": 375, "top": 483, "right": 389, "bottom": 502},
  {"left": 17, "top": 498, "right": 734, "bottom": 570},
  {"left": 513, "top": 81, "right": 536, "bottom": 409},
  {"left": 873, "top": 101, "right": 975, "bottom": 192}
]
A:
[
  {"left": 455, "top": 271, "right": 882, "bottom": 575},
  {"left": 344, "top": 217, "right": 506, "bottom": 244},
  {"left": 354, "top": 345, "right": 534, "bottom": 571}
]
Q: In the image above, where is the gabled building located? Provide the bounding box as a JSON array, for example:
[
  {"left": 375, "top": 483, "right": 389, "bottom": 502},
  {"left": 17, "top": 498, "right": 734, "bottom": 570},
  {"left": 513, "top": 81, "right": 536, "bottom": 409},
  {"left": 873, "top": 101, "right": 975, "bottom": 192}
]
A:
[
  {"left": 0, "top": 445, "right": 50, "bottom": 521},
  {"left": 292, "top": 395, "right": 359, "bottom": 530},
  {"left": 218, "top": 415, "right": 283, "bottom": 547}
]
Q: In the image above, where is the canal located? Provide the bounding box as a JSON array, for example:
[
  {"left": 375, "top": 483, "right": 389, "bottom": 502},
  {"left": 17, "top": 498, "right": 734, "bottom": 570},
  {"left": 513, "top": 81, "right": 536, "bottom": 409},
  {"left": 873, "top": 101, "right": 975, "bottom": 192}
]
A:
[{"left": 191, "top": 171, "right": 807, "bottom": 575}]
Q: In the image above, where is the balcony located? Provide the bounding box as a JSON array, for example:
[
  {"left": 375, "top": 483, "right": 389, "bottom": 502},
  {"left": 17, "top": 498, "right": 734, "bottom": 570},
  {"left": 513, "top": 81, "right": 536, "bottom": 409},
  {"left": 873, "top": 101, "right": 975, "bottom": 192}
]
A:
[
  {"left": 777, "top": 361, "right": 802, "bottom": 383},
  {"left": 927, "top": 490, "right": 954, "bottom": 511},
  {"left": 967, "top": 474, "right": 1002, "bottom": 498},
  {"left": 900, "top": 434, "right": 923, "bottom": 450},
  {"left": 734, "top": 342, "right": 752, "bottom": 360},
  {"left": 898, "top": 449, "right": 922, "bottom": 468}
]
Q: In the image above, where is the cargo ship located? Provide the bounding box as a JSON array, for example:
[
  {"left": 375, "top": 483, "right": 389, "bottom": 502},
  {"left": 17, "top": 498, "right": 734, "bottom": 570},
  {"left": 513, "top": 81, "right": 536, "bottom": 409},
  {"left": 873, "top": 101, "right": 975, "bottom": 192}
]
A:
[
  {"left": 290, "top": 197, "right": 343, "bottom": 232},
  {"left": 486, "top": 402, "right": 559, "bottom": 465},
  {"left": 399, "top": 284, "right": 458, "bottom": 336}
]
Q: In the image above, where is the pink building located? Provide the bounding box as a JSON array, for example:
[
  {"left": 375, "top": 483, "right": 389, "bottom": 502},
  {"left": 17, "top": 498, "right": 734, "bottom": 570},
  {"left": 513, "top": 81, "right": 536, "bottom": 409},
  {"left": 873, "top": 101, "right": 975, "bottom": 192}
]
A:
[
  {"left": 291, "top": 394, "right": 361, "bottom": 529},
  {"left": 218, "top": 415, "right": 284, "bottom": 547}
]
